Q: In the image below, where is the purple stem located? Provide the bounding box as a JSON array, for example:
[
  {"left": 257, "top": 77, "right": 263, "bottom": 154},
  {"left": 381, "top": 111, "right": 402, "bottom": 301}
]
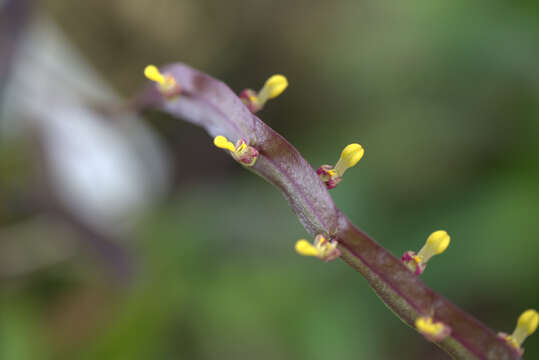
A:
[{"left": 135, "top": 63, "right": 522, "bottom": 360}]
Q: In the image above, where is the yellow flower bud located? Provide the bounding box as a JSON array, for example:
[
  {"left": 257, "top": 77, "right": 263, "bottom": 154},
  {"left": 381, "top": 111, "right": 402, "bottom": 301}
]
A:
[
  {"left": 402, "top": 230, "right": 450, "bottom": 275},
  {"left": 144, "top": 65, "right": 165, "bottom": 85},
  {"left": 263, "top": 74, "right": 288, "bottom": 99},
  {"left": 294, "top": 235, "right": 341, "bottom": 262},
  {"left": 334, "top": 143, "right": 365, "bottom": 176},
  {"left": 214, "top": 135, "right": 236, "bottom": 152},
  {"left": 144, "top": 64, "right": 181, "bottom": 97},
  {"left": 415, "top": 316, "right": 451, "bottom": 342},
  {"left": 503, "top": 309, "right": 538, "bottom": 352},
  {"left": 340, "top": 144, "right": 364, "bottom": 167},
  {"left": 295, "top": 239, "right": 320, "bottom": 257},
  {"left": 518, "top": 309, "right": 539, "bottom": 335},
  {"left": 425, "top": 230, "right": 451, "bottom": 255},
  {"left": 213, "top": 136, "right": 259, "bottom": 166},
  {"left": 317, "top": 143, "right": 365, "bottom": 189},
  {"left": 240, "top": 74, "right": 288, "bottom": 113}
]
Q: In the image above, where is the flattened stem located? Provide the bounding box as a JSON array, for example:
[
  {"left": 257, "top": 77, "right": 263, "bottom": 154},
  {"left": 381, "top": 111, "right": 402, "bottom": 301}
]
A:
[
  {"left": 336, "top": 213, "right": 518, "bottom": 360},
  {"left": 137, "top": 62, "right": 522, "bottom": 360}
]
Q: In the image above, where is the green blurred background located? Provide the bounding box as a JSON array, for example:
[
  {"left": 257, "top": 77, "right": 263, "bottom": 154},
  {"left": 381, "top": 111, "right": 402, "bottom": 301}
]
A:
[{"left": 1, "top": 0, "right": 538, "bottom": 359}]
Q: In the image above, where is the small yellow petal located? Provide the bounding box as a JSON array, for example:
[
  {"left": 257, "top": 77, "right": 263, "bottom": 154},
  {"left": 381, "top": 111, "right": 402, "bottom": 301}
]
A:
[
  {"left": 415, "top": 316, "right": 450, "bottom": 341},
  {"left": 295, "top": 239, "right": 319, "bottom": 257},
  {"left": 517, "top": 309, "right": 538, "bottom": 335},
  {"left": 264, "top": 75, "right": 288, "bottom": 99},
  {"left": 213, "top": 136, "right": 236, "bottom": 152},
  {"left": 144, "top": 65, "right": 165, "bottom": 85},
  {"left": 340, "top": 143, "right": 364, "bottom": 168},
  {"left": 505, "top": 309, "right": 539, "bottom": 350},
  {"left": 333, "top": 143, "right": 365, "bottom": 177},
  {"left": 412, "top": 230, "right": 451, "bottom": 270},
  {"left": 426, "top": 230, "right": 450, "bottom": 255},
  {"left": 416, "top": 317, "right": 440, "bottom": 335}
]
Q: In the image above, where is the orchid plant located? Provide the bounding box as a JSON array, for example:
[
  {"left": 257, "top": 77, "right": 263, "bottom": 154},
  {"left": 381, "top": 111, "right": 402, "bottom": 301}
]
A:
[{"left": 137, "top": 63, "right": 537, "bottom": 360}]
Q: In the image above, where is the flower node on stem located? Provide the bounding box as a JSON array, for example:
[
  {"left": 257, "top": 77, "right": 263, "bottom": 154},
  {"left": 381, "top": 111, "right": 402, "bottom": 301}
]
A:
[
  {"left": 498, "top": 309, "right": 538, "bottom": 356},
  {"left": 295, "top": 234, "right": 341, "bottom": 262},
  {"left": 401, "top": 230, "right": 450, "bottom": 275},
  {"left": 240, "top": 74, "right": 288, "bottom": 113},
  {"left": 317, "top": 143, "right": 364, "bottom": 189},
  {"left": 213, "top": 135, "right": 259, "bottom": 166},
  {"left": 144, "top": 65, "right": 182, "bottom": 98},
  {"left": 415, "top": 316, "right": 451, "bottom": 342}
]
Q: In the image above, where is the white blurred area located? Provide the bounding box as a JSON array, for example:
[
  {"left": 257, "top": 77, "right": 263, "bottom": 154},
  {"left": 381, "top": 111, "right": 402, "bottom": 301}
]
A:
[{"left": 0, "top": 14, "right": 170, "bottom": 234}]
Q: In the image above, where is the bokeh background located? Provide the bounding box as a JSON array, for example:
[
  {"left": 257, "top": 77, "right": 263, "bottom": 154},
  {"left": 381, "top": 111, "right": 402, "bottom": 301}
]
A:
[{"left": 1, "top": 1, "right": 538, "bottom": 359}]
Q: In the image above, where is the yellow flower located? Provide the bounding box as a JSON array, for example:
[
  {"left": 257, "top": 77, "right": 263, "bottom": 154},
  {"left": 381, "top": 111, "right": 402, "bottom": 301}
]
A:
[
  {"left": 317, "top": 143, "right": 364, "bottom": 189},
  {"left": 500, "top": 309, "right": 538, "bottom": 355},
  {"left": 415, "top": 316, "right": 451, "bottom": 342},
  {"left": 295, "top": 234, "right": 341, "bottom": 262},
  {"left": 401, "top": 230, "right": 450, "bottom": 275},
  {"left": 240, "top": 74, "right": 288, "bottom": 113},
  {"left": 144, "top": 65, "right": 181, "bottom": 97},
  {"left": 213, "top": 135, "right": 258, "bottom": 166}
]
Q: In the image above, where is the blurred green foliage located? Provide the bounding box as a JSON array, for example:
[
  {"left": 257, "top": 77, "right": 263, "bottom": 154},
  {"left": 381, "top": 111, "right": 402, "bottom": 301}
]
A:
[{"left": 1, "top": 0, "right": 538, "bottom": 359}]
